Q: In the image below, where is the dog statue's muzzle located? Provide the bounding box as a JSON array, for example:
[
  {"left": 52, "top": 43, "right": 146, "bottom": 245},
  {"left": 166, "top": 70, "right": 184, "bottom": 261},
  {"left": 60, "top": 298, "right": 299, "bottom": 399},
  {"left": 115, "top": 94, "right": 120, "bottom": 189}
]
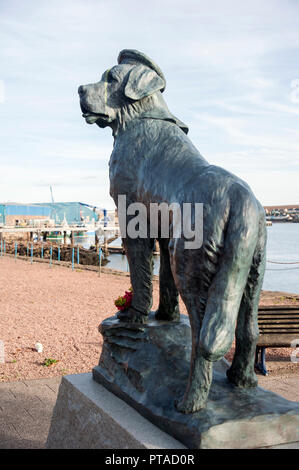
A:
[{"left": 79, "top": 99, "right": 109, "bottom": 126}]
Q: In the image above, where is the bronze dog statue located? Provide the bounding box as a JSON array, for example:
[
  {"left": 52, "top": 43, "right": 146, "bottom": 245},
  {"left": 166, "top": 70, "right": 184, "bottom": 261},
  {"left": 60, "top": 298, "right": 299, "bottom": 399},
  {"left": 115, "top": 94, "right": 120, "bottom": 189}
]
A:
[{"left": 79, "top": 49, "right": 267, "bottom": 413}]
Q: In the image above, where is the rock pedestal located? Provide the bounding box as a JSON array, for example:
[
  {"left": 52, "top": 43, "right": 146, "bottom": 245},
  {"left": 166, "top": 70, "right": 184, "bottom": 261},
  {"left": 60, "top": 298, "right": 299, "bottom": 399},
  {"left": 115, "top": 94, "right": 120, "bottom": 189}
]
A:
[{"left": 93, "top": 312, "right": 299, "bottom": 449}]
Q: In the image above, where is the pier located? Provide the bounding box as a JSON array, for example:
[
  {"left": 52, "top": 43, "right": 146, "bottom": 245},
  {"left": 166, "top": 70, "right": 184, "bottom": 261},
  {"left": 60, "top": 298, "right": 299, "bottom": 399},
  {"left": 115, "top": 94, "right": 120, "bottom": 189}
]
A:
[
  {"left": 0, "top": 224, "right": 120, "bottom": 248},
  {"left": 0, "top": 224, "right": 90, "bottom": 245}
]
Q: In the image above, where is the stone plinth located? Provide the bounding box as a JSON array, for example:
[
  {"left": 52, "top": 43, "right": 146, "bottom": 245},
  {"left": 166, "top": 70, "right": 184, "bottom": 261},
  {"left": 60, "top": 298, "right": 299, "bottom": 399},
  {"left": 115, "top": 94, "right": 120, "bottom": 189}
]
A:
[
  {"left": 92, "top": 312, "right": 299, "bottom": 449},
  {"left": 46, "top": 373, "right": 185, "bottom": 449}
]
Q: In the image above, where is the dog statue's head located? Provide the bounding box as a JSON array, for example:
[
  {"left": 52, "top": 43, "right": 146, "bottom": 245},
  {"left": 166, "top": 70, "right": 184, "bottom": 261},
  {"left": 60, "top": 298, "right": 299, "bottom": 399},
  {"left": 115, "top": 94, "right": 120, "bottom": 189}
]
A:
[{"left": 78, "top": 49, "right": 188, "bottom": 135}]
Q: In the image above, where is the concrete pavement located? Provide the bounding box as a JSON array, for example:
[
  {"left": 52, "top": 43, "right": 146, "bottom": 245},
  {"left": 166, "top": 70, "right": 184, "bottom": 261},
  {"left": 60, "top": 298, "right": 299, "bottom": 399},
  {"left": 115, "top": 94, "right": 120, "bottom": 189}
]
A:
[
  {"left": 0, "top": 373, "right": 299, "bottom": 449},
  {"left": 0, "top": 376, "right": 61, "bottom": 449}
]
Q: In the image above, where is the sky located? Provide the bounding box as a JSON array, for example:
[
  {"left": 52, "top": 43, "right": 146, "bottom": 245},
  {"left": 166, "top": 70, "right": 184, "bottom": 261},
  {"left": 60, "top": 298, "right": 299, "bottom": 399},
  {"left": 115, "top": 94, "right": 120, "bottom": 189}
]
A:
[{"left": 0, "top": 0, "right": 298, "bottom": 209}]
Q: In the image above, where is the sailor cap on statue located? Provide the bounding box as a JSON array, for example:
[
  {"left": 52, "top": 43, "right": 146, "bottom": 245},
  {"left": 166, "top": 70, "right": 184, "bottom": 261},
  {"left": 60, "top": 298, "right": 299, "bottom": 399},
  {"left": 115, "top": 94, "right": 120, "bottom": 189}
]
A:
[{"left": 117, "top": 49, "right": 166, "bottom": 93}]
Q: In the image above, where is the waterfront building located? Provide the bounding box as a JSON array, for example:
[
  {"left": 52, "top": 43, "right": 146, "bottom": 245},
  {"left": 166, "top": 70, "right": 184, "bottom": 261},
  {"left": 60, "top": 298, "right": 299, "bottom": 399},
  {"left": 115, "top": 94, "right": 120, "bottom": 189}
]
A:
[{"left": 0, "top": 202, "right": 98, "bottom": 227}]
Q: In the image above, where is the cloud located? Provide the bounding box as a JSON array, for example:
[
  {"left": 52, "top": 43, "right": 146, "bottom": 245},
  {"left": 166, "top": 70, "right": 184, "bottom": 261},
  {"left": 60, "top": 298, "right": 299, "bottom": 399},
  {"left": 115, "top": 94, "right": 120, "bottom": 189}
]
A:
[
  {"left": 234, "top": 169, "right": 299, "bottom": 206},
  {"left": 290, "top": 79, "right": 299, "bottom": 104},
  {"left": 0, "top": 162, "right": 113, "bottom": 207},
  {"left": 0, "top": 0, "right": 298, "bottom": 206}
]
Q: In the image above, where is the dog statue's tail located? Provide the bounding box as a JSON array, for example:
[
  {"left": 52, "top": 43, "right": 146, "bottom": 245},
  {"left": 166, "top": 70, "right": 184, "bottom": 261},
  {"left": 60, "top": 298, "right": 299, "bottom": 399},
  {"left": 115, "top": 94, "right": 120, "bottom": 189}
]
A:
[{"left": 199, "top": 196, "right": 264, "bottom": 362}]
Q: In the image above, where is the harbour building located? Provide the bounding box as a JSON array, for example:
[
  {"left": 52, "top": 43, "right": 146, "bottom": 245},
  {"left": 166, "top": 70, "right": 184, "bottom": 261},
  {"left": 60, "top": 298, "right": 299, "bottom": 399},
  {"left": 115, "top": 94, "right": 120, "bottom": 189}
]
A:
[{"left": 0, "top": 202, "right": 99, "bottom": 227}]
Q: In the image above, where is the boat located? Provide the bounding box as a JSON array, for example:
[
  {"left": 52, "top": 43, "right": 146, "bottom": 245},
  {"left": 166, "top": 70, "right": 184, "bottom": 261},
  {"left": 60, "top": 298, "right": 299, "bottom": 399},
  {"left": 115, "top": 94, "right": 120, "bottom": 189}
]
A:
[
  {"left": 47, "top": 231, "right": 64, "bottom": 240},
  {"left": 268, "top": 215, "right": 291, "bottom": 222}
]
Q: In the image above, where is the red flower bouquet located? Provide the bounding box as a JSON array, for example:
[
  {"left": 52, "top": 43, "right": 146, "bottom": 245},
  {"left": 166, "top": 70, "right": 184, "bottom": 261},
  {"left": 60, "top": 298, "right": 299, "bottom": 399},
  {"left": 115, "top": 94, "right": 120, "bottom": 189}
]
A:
[{"left": 114, "top": 287, "right": 133, "bottom": 311}]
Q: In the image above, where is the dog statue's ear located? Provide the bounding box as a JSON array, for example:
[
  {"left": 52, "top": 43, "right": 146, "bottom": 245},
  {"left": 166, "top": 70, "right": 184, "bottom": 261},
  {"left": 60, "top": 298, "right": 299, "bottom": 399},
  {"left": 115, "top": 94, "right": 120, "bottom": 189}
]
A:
[{"left": 124, "top": 65, "right": 165, "bottom": 101}]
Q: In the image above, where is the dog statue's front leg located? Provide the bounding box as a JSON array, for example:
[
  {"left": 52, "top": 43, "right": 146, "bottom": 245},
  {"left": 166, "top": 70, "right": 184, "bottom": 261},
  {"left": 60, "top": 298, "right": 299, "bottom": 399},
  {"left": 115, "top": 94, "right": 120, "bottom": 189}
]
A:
[{"left": 117, "top": 236, "right": 154, "bottom": 323}]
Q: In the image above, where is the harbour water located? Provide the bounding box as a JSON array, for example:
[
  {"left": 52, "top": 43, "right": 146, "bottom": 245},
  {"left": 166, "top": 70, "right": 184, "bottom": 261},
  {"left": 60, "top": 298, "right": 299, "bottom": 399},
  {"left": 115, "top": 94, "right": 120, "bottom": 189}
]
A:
[
  {"left": 262, "top": 223, "right": 299, "bottom": 294},
  {"left": 74, "top": 223, "right": 299, "bottom": 295}
]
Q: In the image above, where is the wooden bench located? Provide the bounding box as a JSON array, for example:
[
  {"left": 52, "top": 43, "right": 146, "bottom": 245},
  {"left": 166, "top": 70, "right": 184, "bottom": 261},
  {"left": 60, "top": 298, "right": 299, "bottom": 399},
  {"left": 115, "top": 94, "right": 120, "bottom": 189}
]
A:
[{"left": 255, "top": 305, "right": 299, "bottom": 375}]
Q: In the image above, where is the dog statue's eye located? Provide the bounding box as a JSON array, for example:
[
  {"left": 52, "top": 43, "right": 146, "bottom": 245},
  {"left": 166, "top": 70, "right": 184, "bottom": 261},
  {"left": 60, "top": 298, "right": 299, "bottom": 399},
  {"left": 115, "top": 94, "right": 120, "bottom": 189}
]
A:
[{"left": 107, "top": 72, "right": 117, "bottom": 83}]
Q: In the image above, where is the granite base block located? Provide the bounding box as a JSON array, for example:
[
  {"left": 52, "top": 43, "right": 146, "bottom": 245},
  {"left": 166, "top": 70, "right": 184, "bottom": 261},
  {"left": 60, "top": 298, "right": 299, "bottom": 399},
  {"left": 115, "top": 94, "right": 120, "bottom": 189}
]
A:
[{"left": 46, "top": 373, "right": 186, "bottom": 449}]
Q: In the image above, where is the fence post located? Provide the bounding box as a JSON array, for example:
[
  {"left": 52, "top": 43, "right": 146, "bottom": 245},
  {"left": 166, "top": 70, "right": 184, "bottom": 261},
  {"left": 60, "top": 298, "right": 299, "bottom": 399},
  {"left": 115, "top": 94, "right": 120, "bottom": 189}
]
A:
[
  {"left": 50, "top": 245, "right": 52, "bottom": 267},
  {"left": 41, "top": 244, "right": 44, "bottom": 259},
  {"left": 72, "top": 247, "right": 74, "bottom": 270},
  {"left": 58, "top": 245, "right": 60, "bottom": 262},
  {"left": 31, "top": 243, "right": 33, "bottom": 264},
  {"left": 0, "top": 239, "right": 2, "bottom": 257},
  {"left": 77, "top": 245, "right": 79, "bottom": 265},
  {"left": 3, "top": 239, "right": 5, "bottom": 255},
  {"left": 15, "top": 242, "right": 17, "bottom": 260},
  {"left": 99, "top": 247, "right": 102, "bottom": 276}
]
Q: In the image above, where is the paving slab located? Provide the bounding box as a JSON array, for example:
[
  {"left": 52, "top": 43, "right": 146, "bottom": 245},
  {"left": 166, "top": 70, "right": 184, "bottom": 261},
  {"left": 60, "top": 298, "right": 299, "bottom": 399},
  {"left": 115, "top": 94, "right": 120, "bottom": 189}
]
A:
[{"left": 0, "top": 376, "right": 61, "bottom": 449}]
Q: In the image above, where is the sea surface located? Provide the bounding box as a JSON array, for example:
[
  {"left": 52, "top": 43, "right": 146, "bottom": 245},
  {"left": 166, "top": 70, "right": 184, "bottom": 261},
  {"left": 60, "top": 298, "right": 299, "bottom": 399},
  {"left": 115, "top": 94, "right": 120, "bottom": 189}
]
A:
[
  {"left": 74, "top": 223, "right": 299, "bottom": 295},
  {"left": 262, "top": 223, "right": 299, "bottom": 294}
]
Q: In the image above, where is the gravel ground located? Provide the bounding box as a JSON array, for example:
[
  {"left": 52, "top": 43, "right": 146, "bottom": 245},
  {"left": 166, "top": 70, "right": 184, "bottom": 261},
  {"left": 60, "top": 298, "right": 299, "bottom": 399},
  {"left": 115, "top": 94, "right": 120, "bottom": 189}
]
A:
[
  {"left": 0, "top": 256, "right": 298, "bottom": 383},
  {"left": 0, "top": 256, "right": 168, "bottom": 382}
]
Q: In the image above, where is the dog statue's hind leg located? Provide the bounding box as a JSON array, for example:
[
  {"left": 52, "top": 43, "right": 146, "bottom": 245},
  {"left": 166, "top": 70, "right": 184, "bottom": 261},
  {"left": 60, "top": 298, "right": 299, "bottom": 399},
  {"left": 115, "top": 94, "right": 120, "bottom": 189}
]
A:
[
  {"left": 175, "top": 301, "right": 213, "bottom": 413},
  {"left": 226, "top": 207, "right": 267, "bottom": 387},
  {"left": 199, "top": 222, "right": 258, "bottom": 364},
  {"left": 168, "top": 238, "right": 213, "bottom": 413},
  {"left": 175, "top": 199, "right": 260, "bottom": 413}
]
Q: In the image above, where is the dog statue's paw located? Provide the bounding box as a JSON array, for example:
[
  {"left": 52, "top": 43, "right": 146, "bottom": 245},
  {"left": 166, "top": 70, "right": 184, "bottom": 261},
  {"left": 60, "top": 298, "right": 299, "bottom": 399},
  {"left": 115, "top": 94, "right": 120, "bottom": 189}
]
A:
[
  {"left": 175, "top": 395, "right": 206, "bottom": 414},
  {"left": 116, "top": 307, "right": 148, "bottom": 324},
  {"left": 226, "top": 366, "right": 258, "bottom": 388},
  {"left": 155, "top": 307, "right": 180, "bottom": 322}
]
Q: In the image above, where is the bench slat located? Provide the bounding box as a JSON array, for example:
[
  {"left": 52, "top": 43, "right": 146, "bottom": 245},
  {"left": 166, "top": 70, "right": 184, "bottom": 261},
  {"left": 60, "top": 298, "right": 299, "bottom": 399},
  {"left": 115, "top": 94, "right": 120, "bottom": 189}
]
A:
[
  {"left": 258, "top": 318, "right": 299, "bottom": 325},
  {"left": 258, "top": 312, "right": 299, "bottom": 317},
  {"left": 257, "top": 334, "right": 298, "bottom": 347},
  {"left": 258, "top": 317, "right": 299, "bottom": 320},
  {"left": 258, "top": 306, "right": 299, "bottom": 311},
  {"left": 259, "top": 311, "right": 299, "bottom": 315},
  {"left": 260, "top": 328, "right": 299, "bottom": 336}
]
